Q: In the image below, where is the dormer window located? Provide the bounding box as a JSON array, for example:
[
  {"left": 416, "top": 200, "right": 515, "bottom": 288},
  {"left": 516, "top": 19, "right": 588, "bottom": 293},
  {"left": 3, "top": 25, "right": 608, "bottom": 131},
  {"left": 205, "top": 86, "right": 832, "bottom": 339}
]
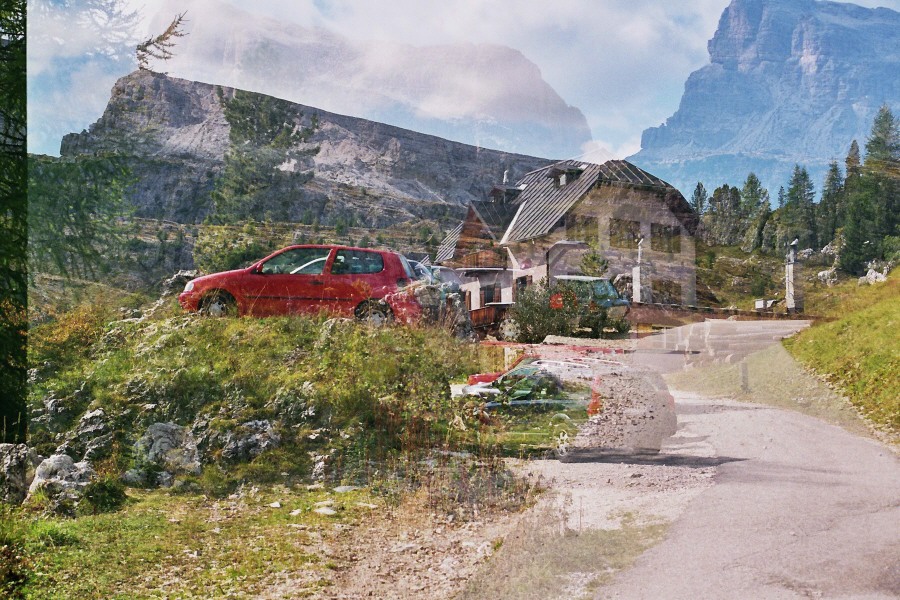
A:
[
  {"left": 546, "top": 165, "right": 584, "bottom": 187},
  {"left": 490, "top": 185, "right": 522, "bottom": 204}
]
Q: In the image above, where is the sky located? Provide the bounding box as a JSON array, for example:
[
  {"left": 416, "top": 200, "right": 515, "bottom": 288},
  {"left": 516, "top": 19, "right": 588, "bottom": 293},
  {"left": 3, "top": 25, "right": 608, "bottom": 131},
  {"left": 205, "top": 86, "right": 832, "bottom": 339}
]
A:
[{"left": 27, "top": 0, "right": 900, "bottom": 158}]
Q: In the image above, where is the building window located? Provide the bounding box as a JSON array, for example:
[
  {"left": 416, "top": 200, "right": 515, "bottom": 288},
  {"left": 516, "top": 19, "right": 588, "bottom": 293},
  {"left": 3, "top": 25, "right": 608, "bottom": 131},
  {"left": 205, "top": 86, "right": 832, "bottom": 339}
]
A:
[
  {"left": 651, "top": 223, "right": 681, "bottom": 254},
  {"left": 481, "top": 286, "right": 497, "bottom": 306},
  {"left": 514, "top": 275, "right": 532, "bottom": 301},
  {"left": 565, "top": 214, "right": 599, "bottom": 244},
  {"left": 609, "top": 218, "right": 641, "bottom": 249}
]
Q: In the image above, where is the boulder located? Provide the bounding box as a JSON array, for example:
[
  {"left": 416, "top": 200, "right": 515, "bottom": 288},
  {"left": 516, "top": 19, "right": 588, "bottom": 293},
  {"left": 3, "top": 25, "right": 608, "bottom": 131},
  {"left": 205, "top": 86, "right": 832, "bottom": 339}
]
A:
[
  {"left": 27, "top": 454, "right": 96, "bottom": 515},
  {"left": 1, "top": 444, "right": 36, "bottom": 505}
]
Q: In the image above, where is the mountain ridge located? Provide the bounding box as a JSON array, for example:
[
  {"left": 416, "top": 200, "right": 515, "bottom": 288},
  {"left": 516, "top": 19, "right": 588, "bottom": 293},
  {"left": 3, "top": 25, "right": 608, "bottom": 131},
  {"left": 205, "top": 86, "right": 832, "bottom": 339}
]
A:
[
  {"left": 59, "top": 70, "right": 551, "bottom": 227},
  {"left": 144, "top": 0, "right": 592, "bottom": 160},
  {"left": 630, "top": 0, "right": 900, "bottom": 194}
]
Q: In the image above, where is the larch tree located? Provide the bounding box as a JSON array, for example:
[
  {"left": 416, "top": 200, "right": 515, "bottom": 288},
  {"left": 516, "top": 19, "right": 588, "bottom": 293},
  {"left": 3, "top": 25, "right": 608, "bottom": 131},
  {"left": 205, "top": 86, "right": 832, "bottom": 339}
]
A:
[{"left": 136, "top": 12, "right": 187, "bottom": 72}]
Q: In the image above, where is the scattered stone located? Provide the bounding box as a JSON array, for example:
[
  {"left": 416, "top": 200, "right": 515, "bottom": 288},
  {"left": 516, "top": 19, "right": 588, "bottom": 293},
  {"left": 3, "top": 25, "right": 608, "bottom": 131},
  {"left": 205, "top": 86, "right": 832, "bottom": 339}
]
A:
[
  {"left": 290, "top": 508, "right": 303, "bottom": 516},
  {"left": 268, "top": 501, "right": 282, "bottom": 508},
  {"left": 162, "top": 270, "right": 200, "bottom": 297},
  {"left": 817, "top": 267, "right": 837, "bottom": 287},
  {"left": 314, "top": 507, "right": 337, "bottom": 516},
  {"left": 333, "top": 485, "right": 358, "bottom": 493},
  {"left": 858, "top": 268, "right": 888, "bottom": 286}
]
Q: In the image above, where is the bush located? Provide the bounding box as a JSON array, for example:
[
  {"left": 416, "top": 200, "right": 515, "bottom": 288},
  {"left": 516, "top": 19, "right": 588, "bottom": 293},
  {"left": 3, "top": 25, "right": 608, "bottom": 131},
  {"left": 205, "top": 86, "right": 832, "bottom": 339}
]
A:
[
  {"left": 77, "top": 476, "right": 127, "bottom": 516},
  {"left": 508, "top": 283, "right": 628, "bottom": 343}
]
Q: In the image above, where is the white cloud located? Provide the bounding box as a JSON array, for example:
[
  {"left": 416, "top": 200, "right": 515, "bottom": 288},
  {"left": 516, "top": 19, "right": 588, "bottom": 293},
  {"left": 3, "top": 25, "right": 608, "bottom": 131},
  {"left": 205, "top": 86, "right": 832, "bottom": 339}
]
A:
[{"left": 28, "top": 0, "right": 900, "bottom": 156}]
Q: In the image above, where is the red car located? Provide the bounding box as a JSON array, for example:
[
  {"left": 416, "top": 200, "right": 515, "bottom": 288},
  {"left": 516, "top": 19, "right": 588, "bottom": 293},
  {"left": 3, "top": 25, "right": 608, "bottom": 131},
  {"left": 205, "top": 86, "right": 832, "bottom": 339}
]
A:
[{"left": 178, "top": 245, "right": 422, "bottom": 324}]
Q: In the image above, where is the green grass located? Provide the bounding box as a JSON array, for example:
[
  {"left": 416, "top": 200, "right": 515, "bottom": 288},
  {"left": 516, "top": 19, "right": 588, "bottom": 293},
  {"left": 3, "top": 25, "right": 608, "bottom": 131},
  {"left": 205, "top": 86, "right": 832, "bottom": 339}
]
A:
[
  {"left": 2, "top": 486, "right": 377, "bottom": 599},
  {"left": 783, "top": 271, "right": 899, "bottom": 432},
  {"left": 666, "top": 344, "right": 877, "bottom": 440}
]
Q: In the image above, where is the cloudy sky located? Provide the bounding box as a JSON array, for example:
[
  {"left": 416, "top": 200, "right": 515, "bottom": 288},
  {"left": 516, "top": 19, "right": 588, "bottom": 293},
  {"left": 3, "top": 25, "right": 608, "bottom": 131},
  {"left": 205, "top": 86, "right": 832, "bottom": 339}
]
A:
[{"left": 28, "top": 0, "right": 900, "bottom": 157}]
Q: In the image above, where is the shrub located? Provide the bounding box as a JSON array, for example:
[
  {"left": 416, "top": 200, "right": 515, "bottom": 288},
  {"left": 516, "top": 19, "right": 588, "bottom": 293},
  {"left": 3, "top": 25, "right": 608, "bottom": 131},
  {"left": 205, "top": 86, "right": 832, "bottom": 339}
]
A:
[
  {"left": 77, "top": 476, "right": 127, "bottom": 516},
  {"left": 508, "top": 283, "right": 629, "bottom": 343}
]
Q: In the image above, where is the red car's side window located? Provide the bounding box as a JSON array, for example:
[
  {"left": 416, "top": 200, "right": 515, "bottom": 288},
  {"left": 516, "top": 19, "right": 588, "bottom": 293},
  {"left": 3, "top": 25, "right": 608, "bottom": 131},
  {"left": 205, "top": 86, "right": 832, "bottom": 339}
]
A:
[
  {"left": 260, "top": 248, "right": 331, "bottom": 275},
  {"left": 330, "top": 250, "right": 384, "bottom": 275}
]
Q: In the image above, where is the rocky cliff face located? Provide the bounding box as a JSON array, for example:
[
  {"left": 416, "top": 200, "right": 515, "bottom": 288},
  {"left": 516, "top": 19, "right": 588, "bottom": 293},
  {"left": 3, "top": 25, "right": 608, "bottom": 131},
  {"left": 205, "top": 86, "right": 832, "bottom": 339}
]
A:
[
  {"left": 143, "top": 0, "right": 591, "bottom": 160},
  {"left": 630, "top": 0, "right": 900, "bottom": 194},
  {"left": 61, "top": 70, "right": 549, "bottom": 226}
]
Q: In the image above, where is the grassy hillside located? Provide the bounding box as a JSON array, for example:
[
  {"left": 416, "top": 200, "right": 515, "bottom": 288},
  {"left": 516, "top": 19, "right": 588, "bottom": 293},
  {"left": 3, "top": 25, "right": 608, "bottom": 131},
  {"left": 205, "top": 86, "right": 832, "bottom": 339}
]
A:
[
  {"left": 12, "top": 295, "right": 597, "bottom": 597},
  {"left": 783, "top": 271, "right": 899, "bottom": 432}
]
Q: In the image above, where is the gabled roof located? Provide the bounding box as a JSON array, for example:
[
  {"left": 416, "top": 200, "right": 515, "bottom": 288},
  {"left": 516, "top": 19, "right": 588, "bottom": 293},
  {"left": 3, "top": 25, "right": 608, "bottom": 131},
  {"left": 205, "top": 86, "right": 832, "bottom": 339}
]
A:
[
  {"left": 435, "top": 221, "right": 463, "bottom": 264},
  {"left": 435, "top": 158, "right": 697, "bottom": 263},
  {"left": 501, "top": 160, "right": 602, "bottom": 243},
  {"left": 470, "top": 201, "right": 521, "bottom": 241},
  {"left": 502, "top": 159, "right": 694, "bottom": 243}
]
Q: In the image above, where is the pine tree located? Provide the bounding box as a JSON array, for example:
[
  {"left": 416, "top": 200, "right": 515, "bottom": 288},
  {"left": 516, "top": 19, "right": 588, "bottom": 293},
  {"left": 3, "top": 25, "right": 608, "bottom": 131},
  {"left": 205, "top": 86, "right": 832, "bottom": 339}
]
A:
[
  {"left": 0, "top": 0, "right": 26, "bottom": 443},
  {"left": 703, "top": 184, "right": 742, "bottom": 245},
  {"left": 846, "top": 140, "right": 862, "bottom": 180},
  {"left": 863, "top": 105, "right": 899, "bottom": 246},
  {"left": 840, "top": 182, "right": 877, "bottom": 273},
  {"left": 690, "top": 182, "right": 708, "bottom": 215},
  {"left": 740, "top": 173, "right": 769, "bottom": 217},
  {"left": 740, "top": 173, "right": 770, "bottom": 252},
  {"left": 817, "top": 161, "right": 844, "bottom": 247},
  {"left": 837, "top": 109, "right": 899, "bottom": 272},
  {"left": 784, "top": 165, "right": 817, "bottom": 248}
]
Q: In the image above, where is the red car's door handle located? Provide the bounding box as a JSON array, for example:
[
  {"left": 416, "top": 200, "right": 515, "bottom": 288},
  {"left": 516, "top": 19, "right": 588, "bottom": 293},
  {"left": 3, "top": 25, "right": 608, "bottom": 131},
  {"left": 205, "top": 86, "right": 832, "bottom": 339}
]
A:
[{"left": 310, "top": 280, "right": 324, "bottom": 285}]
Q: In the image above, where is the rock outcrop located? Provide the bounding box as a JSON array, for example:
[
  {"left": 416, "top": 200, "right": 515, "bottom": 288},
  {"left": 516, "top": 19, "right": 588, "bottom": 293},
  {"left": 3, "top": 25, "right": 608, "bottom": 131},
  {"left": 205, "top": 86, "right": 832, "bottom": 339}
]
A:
[
  {"left": 27, "top": 454, "right": 96, "bottom": 515},
  {"left": 124, "top": 422, "right": 202, "bottom": 488},
  {"left": 61, "top": 70, "right": 551, "bottom": 227},
  {"left": 630, "top": 0, "right": 900, "bottom": 194},
  {"left": 1, "top": 444, "right": 38, "bottom": 505}
]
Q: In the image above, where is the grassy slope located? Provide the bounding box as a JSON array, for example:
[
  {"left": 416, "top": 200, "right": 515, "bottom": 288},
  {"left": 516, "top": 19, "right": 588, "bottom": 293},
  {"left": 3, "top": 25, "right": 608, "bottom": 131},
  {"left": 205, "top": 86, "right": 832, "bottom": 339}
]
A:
[
  {"left": 10, "top": 297, "right": 592, "bottom": 597},
  {"left": 783, "top": 271, "right": 899, "bottom": 432}
]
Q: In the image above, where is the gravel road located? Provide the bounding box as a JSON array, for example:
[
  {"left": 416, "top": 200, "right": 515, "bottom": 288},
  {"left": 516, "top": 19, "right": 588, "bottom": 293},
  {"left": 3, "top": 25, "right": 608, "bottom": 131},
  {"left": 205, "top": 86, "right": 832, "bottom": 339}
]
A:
[
  {"left": 597, "top": 392, "right": 900, "bottom": 599},
  {"left": 468, "top": 321, "right": 899, "bottom": 599}
]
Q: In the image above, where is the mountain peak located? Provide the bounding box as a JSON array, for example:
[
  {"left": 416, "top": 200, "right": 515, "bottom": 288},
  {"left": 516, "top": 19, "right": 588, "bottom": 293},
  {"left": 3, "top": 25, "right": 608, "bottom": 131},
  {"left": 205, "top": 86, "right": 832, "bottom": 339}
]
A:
[
  {"left": 144, "top": 0, "right": 592, "bottom": 159},
  {"left": 630, "top": 0, "right": 900, "bottom": 194}
]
